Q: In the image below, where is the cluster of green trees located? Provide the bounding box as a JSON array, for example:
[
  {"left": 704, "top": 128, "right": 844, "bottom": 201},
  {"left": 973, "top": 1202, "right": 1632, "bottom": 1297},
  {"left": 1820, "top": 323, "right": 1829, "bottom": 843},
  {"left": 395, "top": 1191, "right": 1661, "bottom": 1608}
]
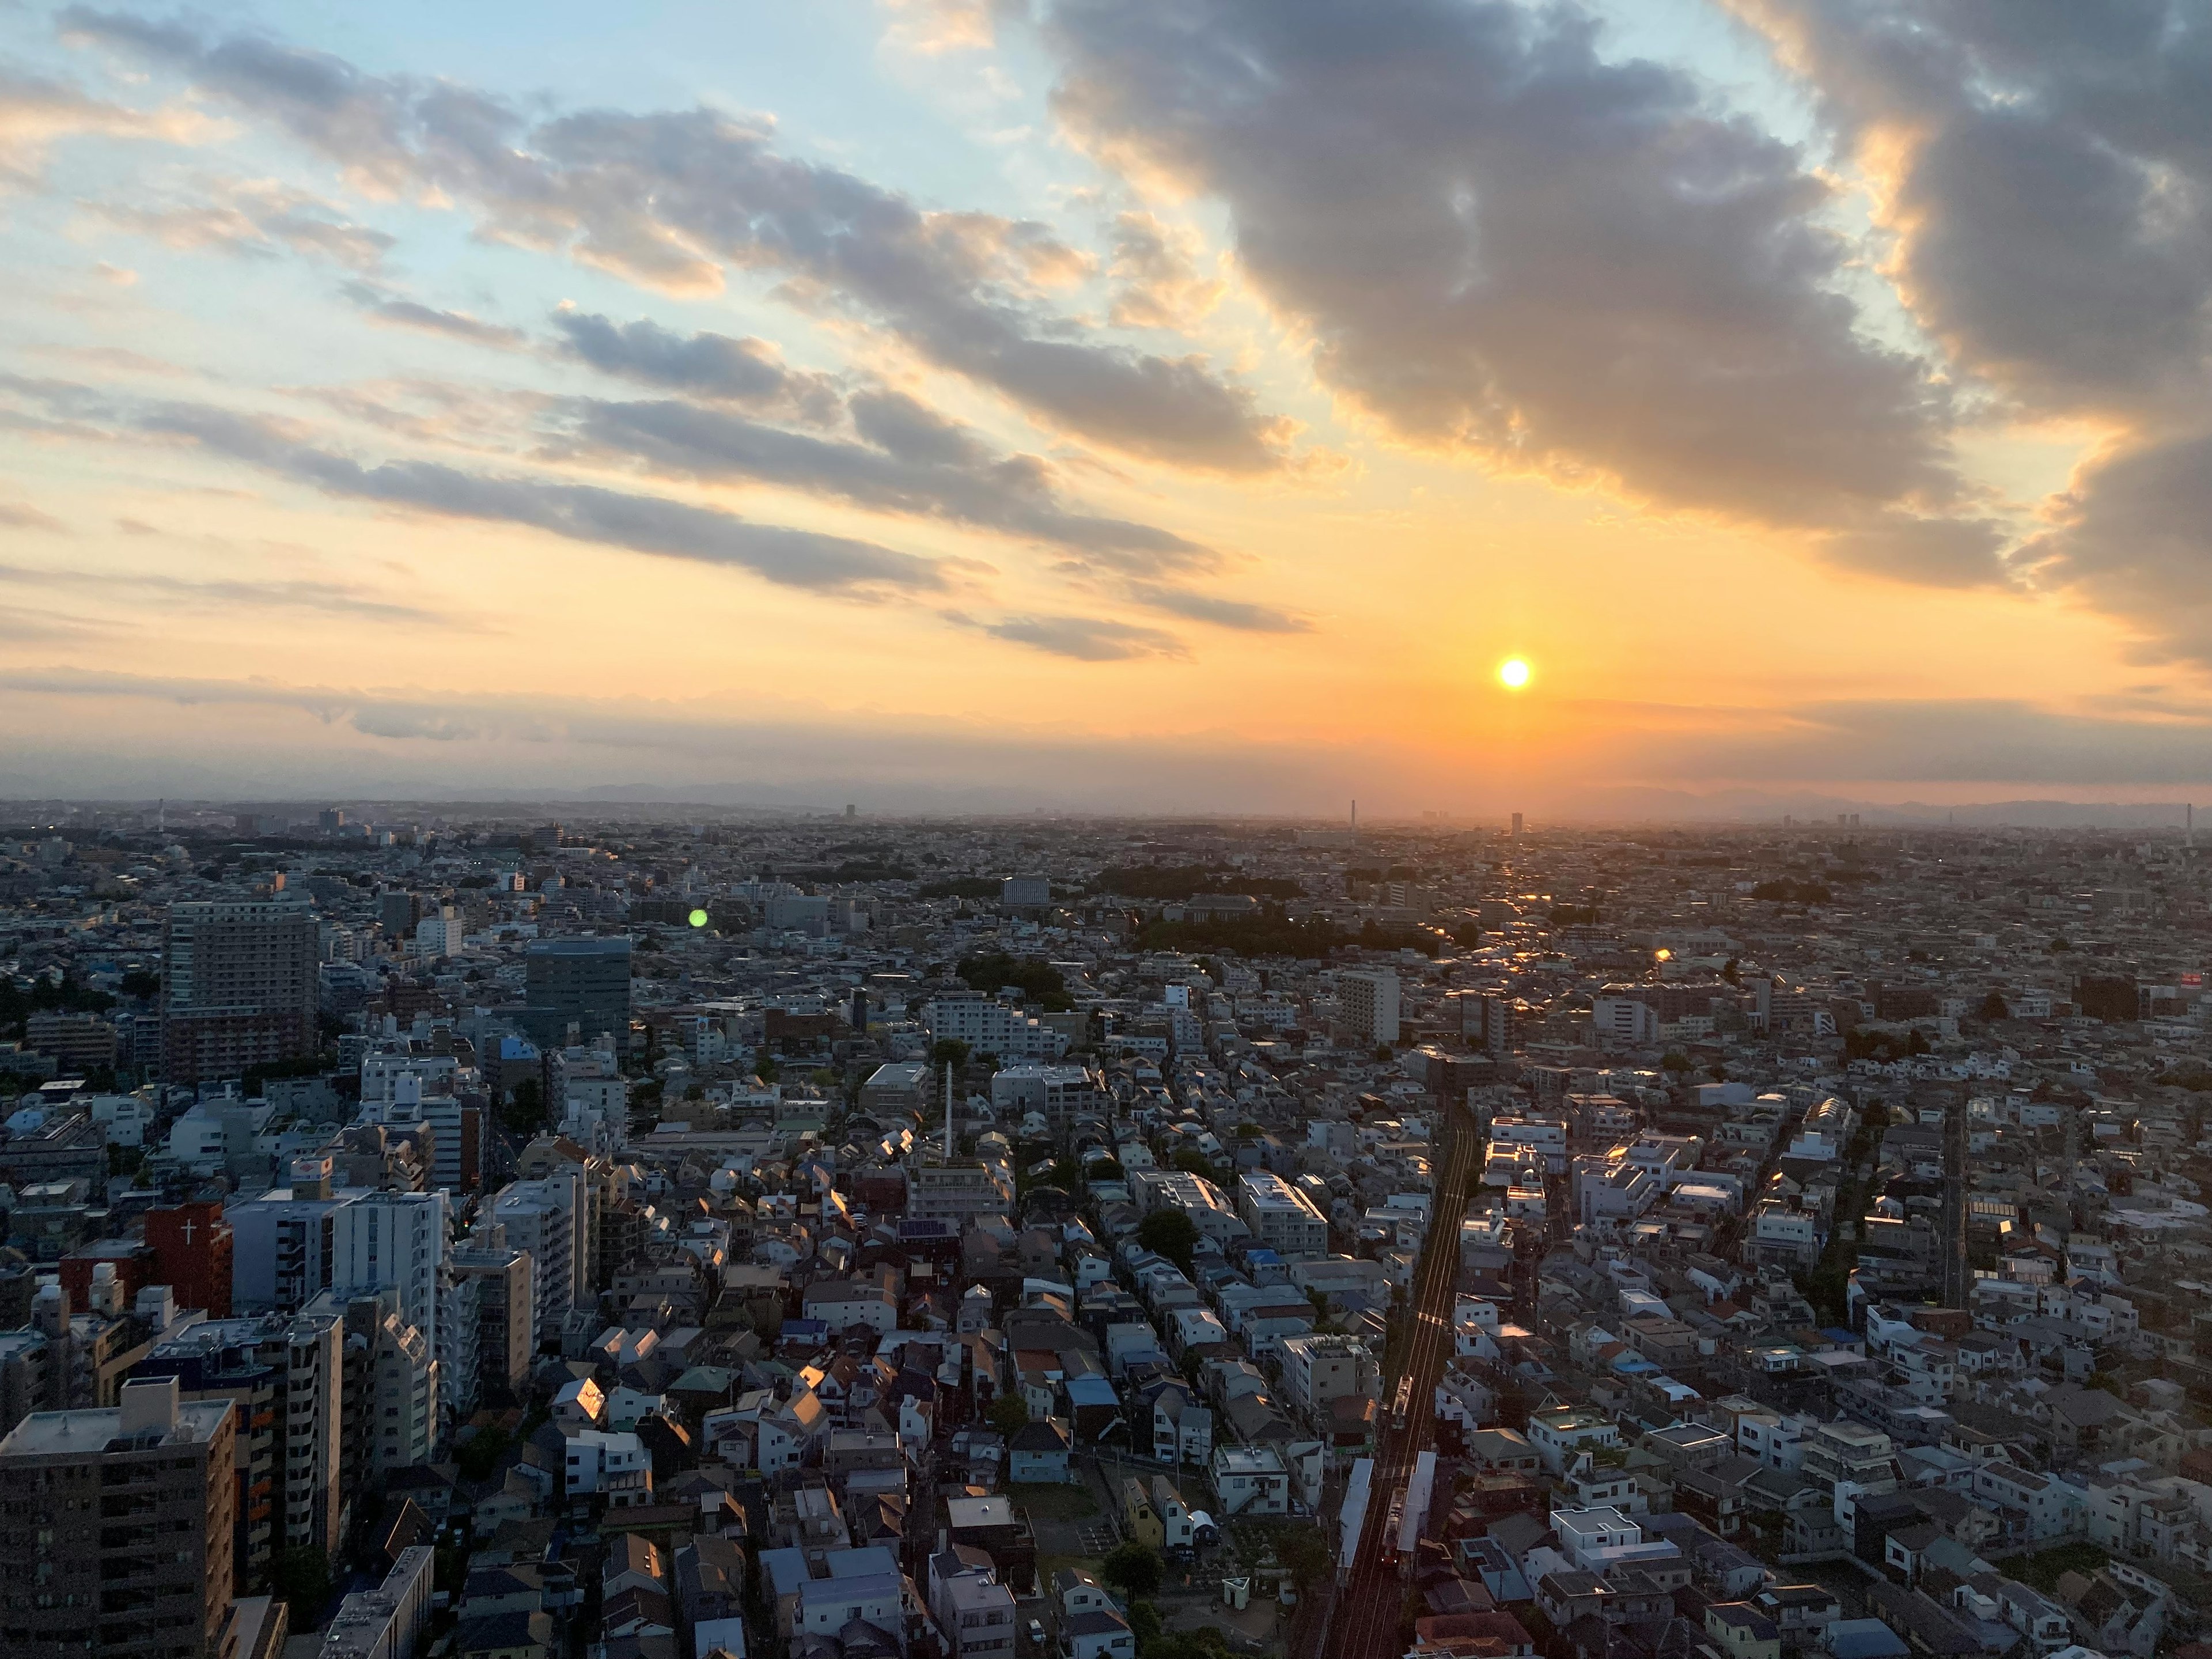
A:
[
  {"left": 919, "top": 877, "right": 1002, "bottom": 899},
  {"left": 0, "top": 969, "right": 115, "bottom": 1040},
  {"left": 957, "top": 952, "right": 1073, "bottom": 1011},
  {"left": 1751, "top": 878, "right": 1834, "bottom": 904},
  {"left": 1092, "top": 865, "right": 1304, "bottom": 902}
]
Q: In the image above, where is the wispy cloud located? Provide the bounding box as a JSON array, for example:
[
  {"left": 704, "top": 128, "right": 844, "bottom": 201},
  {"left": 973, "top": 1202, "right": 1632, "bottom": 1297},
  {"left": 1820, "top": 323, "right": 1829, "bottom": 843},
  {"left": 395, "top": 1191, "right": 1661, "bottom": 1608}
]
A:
[{"left": 62, "top": 8, "right": 1302, "bottom": 472}]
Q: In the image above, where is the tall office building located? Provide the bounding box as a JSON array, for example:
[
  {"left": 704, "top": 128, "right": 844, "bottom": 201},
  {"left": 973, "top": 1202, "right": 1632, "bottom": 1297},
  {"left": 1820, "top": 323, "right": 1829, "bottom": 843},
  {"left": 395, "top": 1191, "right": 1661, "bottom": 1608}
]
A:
[
  {"left": 521, "top": 935, "right": 632, "bottom": 1044},
  {"left": 161, "top": 899, "right": 319, "bottom": 1086},
  {"left": 0, "top": 1375, "right": 237, "bottom": 1659}
]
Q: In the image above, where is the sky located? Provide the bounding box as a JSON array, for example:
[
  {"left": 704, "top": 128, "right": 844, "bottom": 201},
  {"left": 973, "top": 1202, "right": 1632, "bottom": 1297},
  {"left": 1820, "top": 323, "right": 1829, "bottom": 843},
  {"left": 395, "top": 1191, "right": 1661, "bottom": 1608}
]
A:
[{"left": 2, "top": 0, "right": 2211, "bottom": 817}]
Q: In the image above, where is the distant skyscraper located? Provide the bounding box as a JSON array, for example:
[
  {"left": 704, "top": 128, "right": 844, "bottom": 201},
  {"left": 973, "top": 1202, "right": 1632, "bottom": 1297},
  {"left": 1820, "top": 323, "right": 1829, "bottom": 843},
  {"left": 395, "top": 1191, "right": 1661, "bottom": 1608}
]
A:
[
  {"left": 522, "top": 935, "right": 633, "bottom": 1044},
  {"left": 161, "top": 899, "right": 319, "bottom": 1086},
  {"left": 1510, "top": 812, "right": 1524, "bottom": 837}
]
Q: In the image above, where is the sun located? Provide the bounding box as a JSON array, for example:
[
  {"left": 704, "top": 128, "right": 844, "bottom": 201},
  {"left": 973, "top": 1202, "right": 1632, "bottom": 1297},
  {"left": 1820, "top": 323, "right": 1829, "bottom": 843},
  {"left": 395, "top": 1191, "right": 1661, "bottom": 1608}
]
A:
[{"left": 1498, "top": 657, "right": 1531, "bottom": 690}]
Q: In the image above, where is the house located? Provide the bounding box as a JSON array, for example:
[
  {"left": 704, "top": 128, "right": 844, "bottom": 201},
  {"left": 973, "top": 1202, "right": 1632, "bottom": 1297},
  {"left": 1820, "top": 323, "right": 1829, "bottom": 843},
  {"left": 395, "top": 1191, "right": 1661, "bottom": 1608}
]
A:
[
  {"left": 1708, "top": 1604, "right": 1783, "bottom": 1659},
  {"left": 1150, "top": 1476, "right": 1195, "bottom": 1552},
  {"left": 1055, "top": 1569, "right": 1115, "bottom": 1621},
  {"left": 1120, "top": 1478, "right": 1163, "bottom": 1549},
  {"left": 1211, "top": 1445, "right": 1289, "bottom": 1516},
  {"left": 456, "top": 1610, "right": 558, "bottom": 1659},
  {"left": 1009, "top": 1418, "right": 1075, "bottom": 1484},
  {"left": 1062, "top": 1609, "right": 1137, "bottom": 1659}
]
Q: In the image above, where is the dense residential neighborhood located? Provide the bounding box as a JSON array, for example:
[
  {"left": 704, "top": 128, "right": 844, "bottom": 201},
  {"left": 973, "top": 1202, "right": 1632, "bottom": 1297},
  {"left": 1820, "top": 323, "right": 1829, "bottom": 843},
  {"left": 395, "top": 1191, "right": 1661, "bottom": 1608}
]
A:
[{"left": 0, "top": 805, "right": 2210, "bottom": 1659}]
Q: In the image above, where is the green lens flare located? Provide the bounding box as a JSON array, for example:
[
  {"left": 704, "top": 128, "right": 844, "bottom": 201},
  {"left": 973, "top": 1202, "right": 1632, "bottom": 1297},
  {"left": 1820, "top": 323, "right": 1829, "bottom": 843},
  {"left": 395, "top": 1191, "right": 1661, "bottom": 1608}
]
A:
[{"left": 688, "top": 908, "right": 709, "bottom": 928}]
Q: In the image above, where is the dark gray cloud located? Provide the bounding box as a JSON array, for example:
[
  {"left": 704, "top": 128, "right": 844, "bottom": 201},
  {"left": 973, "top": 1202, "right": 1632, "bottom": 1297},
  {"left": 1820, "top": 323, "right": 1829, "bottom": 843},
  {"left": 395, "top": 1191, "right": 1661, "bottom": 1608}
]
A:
[
  {"left": 1730, "top": 1, "right": 2212, "bottom": 656},
  {"left": 1124, "top": 581, "right": 1310, "bottom": 632},
  {"left": 555, "top": 391, "right": 1217, "bottom": 573},
  {"left": 1043, "top": 0, "right": 1986, "bottom": 576},
  {"left": 98, "top": 397, "right": 952, "bottom": 596},
  {"left": 342, "top": 283, "right": 524, "bottom": 349},
  {"left": 550, "top": 310, "right": 841, "bottom": 423},
  {"left": 952, "top": 609, "right": 1190, "bottom": 661},
  {"left": 2016, "top": 429, "right": 2212, "bottom": 666},
  {"left": 61, "top": 8, "right": 1296, "bottom": 471},
  {"left": 1734, "top": 0, "right": 2212, "bottom": 414}
]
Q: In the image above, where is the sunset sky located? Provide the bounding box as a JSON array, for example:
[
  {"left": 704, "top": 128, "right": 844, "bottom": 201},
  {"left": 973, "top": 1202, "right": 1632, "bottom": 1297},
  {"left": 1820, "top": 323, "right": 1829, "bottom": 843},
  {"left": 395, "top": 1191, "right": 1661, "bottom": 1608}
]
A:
[{"left": 3, "top": 0, "right": 2210, "bottom": 815}]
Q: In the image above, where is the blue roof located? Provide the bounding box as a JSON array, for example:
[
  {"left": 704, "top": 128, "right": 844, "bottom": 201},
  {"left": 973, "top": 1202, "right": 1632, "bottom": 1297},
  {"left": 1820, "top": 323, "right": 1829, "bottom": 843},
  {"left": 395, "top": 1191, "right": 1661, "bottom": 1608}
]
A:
[
  {"left": 1821, "top": 1327, "right": 1859, "bottom": 1343},
  {"left": 1067, "top": 1376, "right": 1120, "bottom": 1406}
]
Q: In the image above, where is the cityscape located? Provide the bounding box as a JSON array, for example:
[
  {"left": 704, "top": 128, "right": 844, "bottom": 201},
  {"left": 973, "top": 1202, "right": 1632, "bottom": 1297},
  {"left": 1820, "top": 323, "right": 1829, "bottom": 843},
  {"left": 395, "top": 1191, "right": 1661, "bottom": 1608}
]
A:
[
  {"left": 6, "top": 3, "right": 2212, "bottom": 1659},
  {"left": 1, "top": 802, "right": 2210, "bottom": 1659}
]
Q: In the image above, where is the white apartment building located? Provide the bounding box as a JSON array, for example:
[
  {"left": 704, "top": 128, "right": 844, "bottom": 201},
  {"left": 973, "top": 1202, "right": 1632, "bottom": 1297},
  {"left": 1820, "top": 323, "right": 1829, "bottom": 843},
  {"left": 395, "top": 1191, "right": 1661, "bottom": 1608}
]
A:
[
  {"left": 491, "top": 1176, "right": 581, "bottom": 1343},
  {"left": 1277, "top": 1333, "right": 1380, "bottom": 1427},
  {"left": 331, "top": 1189, "right": 449, "bottom": 1355},
  {"left": 1237, "top": 1171, "right": 1329, "bottom": 1256},
  {"left": 1336, "top": 970, "right": 1401, "bottom": 1046},
  {"left": 923, "top": 994, "right": 1067, "bottom": 1060}
]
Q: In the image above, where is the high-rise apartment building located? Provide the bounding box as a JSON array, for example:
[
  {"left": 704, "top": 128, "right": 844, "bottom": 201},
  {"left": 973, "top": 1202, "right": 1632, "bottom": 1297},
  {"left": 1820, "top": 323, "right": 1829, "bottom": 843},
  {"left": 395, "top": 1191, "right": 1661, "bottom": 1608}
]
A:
[
  {"left": 488, "top": 1176, "right": 579, "bottom": 1346},
  {"left": 1336, "top": 969, "right": 1402, "bottom": 1046},
  {"left": 448, "top": 1239, "right": 534, "bottom": 1407},
  {"left": 130, "top": 1310, "right": 347, "bottom": 1590},
  {"left": 161, "top": 900, "right": 319, "bottom": 1086},
  {"left": 521, "top": 935, "right": 632, "bottom": 1045},
  {"left": 0, "top": 1374, "right": 237, "bottom": 1659}
]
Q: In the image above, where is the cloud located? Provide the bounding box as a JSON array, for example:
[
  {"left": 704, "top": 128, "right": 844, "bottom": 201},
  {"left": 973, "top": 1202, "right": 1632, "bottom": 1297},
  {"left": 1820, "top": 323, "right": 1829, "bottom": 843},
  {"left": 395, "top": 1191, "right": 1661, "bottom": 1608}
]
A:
[
  {"left": 85, "top": 176, "right": 395, "bottom": 270},
  {"left": 0, "top": 556, "right": 465, "bottom": 626},
  {"left": 1043, "top": 0, "right": 1995, "bottom": 579},
  {"left": 1732, "top": 0, "right": 2212, "bottom": 418},
  {"left": 1107, "top": 210, "right": 1224, "bottom": 331},
  {"left": 550, "top": 310, "right": 842, "bottom": 422},
  {"left": 1, "top": 387, "right": 957, "bottom": 597},
  {"left": 555, "top": 389, "right": 1219, "bottom": 571},
  {"left": 342, "top": 282, "right": 524, "bottom": 349},
  {"left": 878, "top": 0, "right": 1026, "bottom": 55},
  {"left": 954, "top": 609, "right": 1189, "bottom": 660},
  {"left": 2016, "top": 429, "right": 2212, "bottom": 665},
  {"left": 1124, "top": 581, "right": 1310, "bottom": 632},
  {"left": 1646, "top": 697, "right": 2212, "bottom": 787},
  {"left": 1726, "top": 1, "right": 2212, "bottom": 657},
  {"left": 62, "top": 8, "right": 1298, "bottom": 472},
  {"left": 0, "top": 502, "right": 69, "bottom": 533},
  {"left": 0, "top": 64, "right": 204, "bottom": 188}
]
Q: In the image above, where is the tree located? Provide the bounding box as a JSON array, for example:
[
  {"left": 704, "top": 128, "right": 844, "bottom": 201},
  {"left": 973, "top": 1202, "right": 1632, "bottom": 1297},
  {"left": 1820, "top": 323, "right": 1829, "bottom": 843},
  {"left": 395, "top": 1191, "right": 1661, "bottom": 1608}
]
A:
[
  {"left": 1721, "top": 957, "right": 1742, "bottom": 988},
  {"left": 271, "top": 1545, "right": 331, "bottom": 1620},
  {"left": 1101, "top": 1540, "right": 1166, "bottom": 1600},
  {"left": 1136, "top": 1208, "right": 1200, "bottom": 1274},
  {"left": 1274, "top": 1526, "right": 1331, "bottom": 1590},
  {"left": 989, "top": 1394, "right": 1031, "bottom": 1437},
  {"left": 1171, "top": 1147, "right": 1218, "bottom": 1180},
  {"left": 1977, "top": 991, "right": 2010, "bottom": 1022},
  {"left": 500, "top": 1077, "right": 545, "bottom": 1137},
  {"left": 928, "top": 1037, "right": 971, "bottom": 1073}
]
